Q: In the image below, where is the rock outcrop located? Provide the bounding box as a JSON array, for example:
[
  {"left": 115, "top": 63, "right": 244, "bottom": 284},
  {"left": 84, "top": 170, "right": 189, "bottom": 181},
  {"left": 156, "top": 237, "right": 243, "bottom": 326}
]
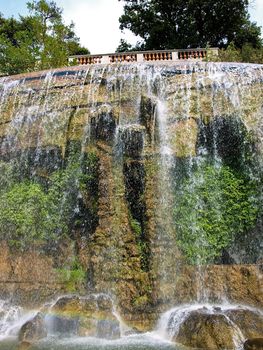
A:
[
  {"left": 18, "top": 313, "right": 47, "bottom": 344},
  {"left": 244, "top": 338, "right": 263, "bottom": 350},
  {"left": 172, "top": 307, "right": 263, "bottom": 350},
  {"left": 49, "top": 294, "right": 120, "bottom": 339},
  {"left": 175, "top": 311, "right": 236, "bottom": 349}
]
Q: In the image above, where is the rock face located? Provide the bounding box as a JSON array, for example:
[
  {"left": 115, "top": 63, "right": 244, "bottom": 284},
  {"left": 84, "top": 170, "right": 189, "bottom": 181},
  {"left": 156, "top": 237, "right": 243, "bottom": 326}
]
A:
[
  {"left": 49, "top": 295, "right": 120, "bottom": 339},
  {"left": 171, "top": 307, "right": 263, "bottom": 350},
  {"left": 175, "top": 311, "right": 236, "bottom": 349},
  {"left": 18, "top": 313, "right": 47, "bottom": 343},
  {"left": 0, "top": 241, "right": 74, "bottom": 306},
  {"left": 225, "top": 309, "right": 263, "bottom": 339},
  {"left": 0, "top": 62, "right": 263, "bottom": 331},
  {"left": 244, "top": 338, "right": 263, "bottom": 350}
]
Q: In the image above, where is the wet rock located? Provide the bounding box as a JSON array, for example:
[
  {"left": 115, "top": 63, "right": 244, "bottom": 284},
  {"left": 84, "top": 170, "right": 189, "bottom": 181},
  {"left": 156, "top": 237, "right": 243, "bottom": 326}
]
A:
[
  {"left": 97, "top": 319, "right": 121, "bottom": 339},
  {"left": 123, "top": 327, "right": 142, "bottom": 336},
  {"left": 244, "top": 338, "right": 263, "bottom": 350},
  {"left": 17, "top": 341, "right": 32, "bottom": 350},
  {"left": 174, "top": 311, "right": 235, "bottom": 349},
  {"left": 18, "top": 313, "right": 47, "bottom": 343},
  {"left": 51, "top": 295, "right": 97, "bottom": 316},
  {"left": 225, "top": 309, "right": 263, "bottom": 339},
  {"left": 120, "top": 124, "right": 145, "bottom": 158},
  {"left": 172, "top": 307, "right": 263, "bottom": 350},
  {"left": 213, "top": 306, "right": 222, "bottom": 312},
  {"left": 139, "top": 95, "right": 155, "bottom": 142},
  {"left": 48, "top": 315, "right": 79, "bottom": 335},
  {"left": 170, "top": 118, "right": 198, "bottom": 157},
  {"left": 49, "top": 295, "right": 120, "bottom": 339},
  {"left": 90, "top": 108, "right": 116, "bottom": 142},
  {"left": 96, "top": 294, "right": 113, "bottom": 311}
]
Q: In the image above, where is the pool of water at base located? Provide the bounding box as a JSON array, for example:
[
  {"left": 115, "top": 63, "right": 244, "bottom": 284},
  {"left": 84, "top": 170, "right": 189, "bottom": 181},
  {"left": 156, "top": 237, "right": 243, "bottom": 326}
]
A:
[{"left": 0, "top": 334, "right": 179, "bottom": 350}]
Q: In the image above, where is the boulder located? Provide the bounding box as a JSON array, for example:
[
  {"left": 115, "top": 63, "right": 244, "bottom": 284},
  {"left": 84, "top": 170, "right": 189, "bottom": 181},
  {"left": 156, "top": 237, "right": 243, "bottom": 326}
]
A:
[
  {"left": 49, "top": 295, "right": 120, "bottom": 339},
  {"left": 96, "top": 319, "right": 120, "bottom": 339},
  {"left": 244, "top": 338, "right": 263, "bottom": 350},
  {"left": 174, "top": 311, "right": 236, "bottom": 349},
  {"left": 123, "top": 327, "right": 142, "bottom": 336},
  {"left": 17, "top": 341, "right": 32, "bottom": 350},
  {"left": 47, "top": 315, "right": 79, "bottom": 335},
  {"left": 18, "top": 313, "right": 47, "bottom": 343},
  {"left": 51, "top": 295, "right": 97, "bottom": 317},
  {"left": 225, "top": 309, "right": 263, "bottom": 339},
  {"left": 172, "top": 307, "right": 263, "bottom": 350}
]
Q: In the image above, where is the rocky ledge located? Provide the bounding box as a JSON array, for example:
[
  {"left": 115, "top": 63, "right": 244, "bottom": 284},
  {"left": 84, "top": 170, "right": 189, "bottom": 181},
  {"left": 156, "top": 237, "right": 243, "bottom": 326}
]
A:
[{"left": 167, "top": 305, "right": 263, "bottom": 349}]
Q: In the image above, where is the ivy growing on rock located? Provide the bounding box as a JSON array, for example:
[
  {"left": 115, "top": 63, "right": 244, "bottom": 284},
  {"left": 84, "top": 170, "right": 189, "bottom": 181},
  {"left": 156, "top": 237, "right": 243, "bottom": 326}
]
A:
[
  {"left": 174, "top": 164, "right": 259, "bottom": 264},
  {"left": 0, "top": 150, "right": 99, "bottom": 250},
  {"left": 0, "top": 182, "right": 61, "bottom": 249}
]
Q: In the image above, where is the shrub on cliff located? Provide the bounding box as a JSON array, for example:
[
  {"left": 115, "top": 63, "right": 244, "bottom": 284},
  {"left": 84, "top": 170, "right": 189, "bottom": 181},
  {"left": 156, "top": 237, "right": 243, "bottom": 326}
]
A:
[
  {"left": 174, "top": 164, "right": 259, "bottom": 264},
  {"left": 0, "top": 182, "right": 61, "bottom": 248},
  {"left": 211, "top": 42, "right": 263, "bottom": 63},
  {"left": 0, "top": 152, "right": 99, "bottom": 249}
]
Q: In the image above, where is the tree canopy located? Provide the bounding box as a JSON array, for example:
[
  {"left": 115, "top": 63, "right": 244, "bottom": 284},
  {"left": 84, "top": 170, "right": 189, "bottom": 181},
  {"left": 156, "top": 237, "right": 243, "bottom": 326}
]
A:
[
  {"left": 118, "top": 0, "right": 262, "bottom": 50},
  {"left": 0, "top": 0, "right": 89, "bottom": 75}
]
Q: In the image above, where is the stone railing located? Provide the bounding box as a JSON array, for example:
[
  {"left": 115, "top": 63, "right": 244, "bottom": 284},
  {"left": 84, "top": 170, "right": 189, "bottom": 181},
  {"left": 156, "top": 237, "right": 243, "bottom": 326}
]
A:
[{"left": 69, "top": 48, "right": 218, "bottom": 65}]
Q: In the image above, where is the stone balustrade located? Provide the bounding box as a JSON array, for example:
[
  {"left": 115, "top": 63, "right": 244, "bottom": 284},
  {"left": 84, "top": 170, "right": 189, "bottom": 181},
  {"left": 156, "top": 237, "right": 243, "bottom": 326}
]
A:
[{"left": 69, "top": 48, "right": 218, "bottom": 65}]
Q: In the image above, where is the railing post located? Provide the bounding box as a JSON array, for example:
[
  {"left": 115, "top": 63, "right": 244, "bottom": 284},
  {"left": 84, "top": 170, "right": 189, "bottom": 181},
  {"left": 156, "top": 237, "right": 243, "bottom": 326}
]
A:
[
  {"left": 137, "top": 53, "right": 144, "bottom": 62},
  {"left": 101, "top": 55, "right": 110, "bottom": 64},
  {"left": 172, "top": 51, "right": 178, "bottom": 61}
]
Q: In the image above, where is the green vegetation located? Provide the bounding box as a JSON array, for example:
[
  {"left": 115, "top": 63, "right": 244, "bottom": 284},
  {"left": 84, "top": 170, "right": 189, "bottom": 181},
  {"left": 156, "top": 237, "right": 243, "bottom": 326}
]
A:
[
  {"left": 132, "top": 294, "right": 149, "bottom": 309},
  {"left": 56, "top": 259, "right": 86, "bottom": 292},
  {"left": 0, "top": 159, "right": 78, "bottom": 249},
  {"left": 0, "top": 182, "right": 59, "bottom": 249},
  {"left": 130, "top": 215, "right": 142, "bottom": 237},
  {"left": 0, "top": 0, "right": 89, "bottom": 75},
  {"left": 118, "top": 0, "right": 262, "bottom": 51},
  {"left": 0, "top": 150, "right": 99, "bottom": 250},
  {"left": 174, "top": 164, "right": 259, "bottom": 264},
  {"left": 213, "top": 42, "right": 263, "bottom": 64}
]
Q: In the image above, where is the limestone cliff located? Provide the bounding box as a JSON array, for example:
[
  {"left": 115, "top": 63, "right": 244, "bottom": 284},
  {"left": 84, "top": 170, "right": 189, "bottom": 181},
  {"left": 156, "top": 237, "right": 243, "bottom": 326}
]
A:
[{"left": 0, "top": 62, "right": 263, "bottom": 329}]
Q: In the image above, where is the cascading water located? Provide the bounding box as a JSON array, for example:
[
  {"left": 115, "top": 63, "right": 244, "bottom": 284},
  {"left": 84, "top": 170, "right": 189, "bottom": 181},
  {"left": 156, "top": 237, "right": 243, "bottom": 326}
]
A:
[
  {"left": 0, "top": 300, "right": 22, "bottom": 337},
  {"left": 0, "top": 62, "right": 263, "bottom": 349}
]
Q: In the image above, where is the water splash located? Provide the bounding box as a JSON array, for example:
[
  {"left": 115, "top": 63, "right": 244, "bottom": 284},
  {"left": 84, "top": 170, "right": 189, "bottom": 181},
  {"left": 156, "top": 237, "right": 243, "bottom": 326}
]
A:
[{"left": 0, "top": 300, "right": 35, "bottom": 340}]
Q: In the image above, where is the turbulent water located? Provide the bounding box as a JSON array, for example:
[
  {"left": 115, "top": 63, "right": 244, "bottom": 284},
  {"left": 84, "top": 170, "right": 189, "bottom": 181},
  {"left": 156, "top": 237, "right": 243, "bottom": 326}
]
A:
[{"left": 0, "top": 62, "right": 263, "bottom": 349}]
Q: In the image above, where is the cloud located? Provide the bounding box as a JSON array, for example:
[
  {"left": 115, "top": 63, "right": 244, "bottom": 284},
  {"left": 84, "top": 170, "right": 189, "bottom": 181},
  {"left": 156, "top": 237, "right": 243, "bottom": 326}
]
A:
[
  {"left": 56, "top": 0, "right": 139, "bottom": 54},
  {"left": 249, "top": 0, "right": 263, "bottom": 32}
]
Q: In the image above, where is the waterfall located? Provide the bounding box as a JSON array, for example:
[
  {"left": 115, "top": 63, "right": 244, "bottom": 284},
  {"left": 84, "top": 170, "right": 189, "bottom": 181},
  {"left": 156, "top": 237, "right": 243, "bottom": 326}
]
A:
[{"left": 0, "top": 62, "right": 263, "bottom": 349}]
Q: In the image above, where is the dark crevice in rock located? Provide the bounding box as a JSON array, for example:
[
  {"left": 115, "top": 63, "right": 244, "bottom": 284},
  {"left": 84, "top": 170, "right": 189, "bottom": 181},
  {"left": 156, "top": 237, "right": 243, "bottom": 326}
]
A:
[
  {"left": 90, "top": 111, "right": 117, "bottom": 143},
  {"left": 139, "top": 96, "right": 156, "bottom": 144},
  {"left": 121, "top": 127, "right": 149, "bottom": 271}
]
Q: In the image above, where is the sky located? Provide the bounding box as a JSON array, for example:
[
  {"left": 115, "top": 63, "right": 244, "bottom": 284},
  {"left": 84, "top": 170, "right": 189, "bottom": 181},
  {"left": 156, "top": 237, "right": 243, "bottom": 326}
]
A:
[{"left": 0, "top": 0, "right": 262, "bottom": 54}]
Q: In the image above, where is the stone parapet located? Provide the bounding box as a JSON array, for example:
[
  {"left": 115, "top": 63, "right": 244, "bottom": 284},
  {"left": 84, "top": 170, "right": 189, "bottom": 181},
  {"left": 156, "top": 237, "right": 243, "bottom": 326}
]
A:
[{"left": 69, "top": 48, "right": 218, "bottom": 65}]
